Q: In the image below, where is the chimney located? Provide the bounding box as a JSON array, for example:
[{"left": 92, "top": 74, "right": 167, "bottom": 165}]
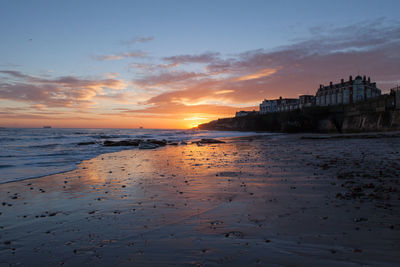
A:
[
  {"left": 330, "top": 82, "right": 333, "bottom": 88},
  {"left": 368, "top": 77, "right": 370, "bottom": 83},
  {"left": 363, "top": 75, "right": 366, "bottom": 82},
  {"left": 349, "top": 75, "right": 352, "bottom": 81},
  {"left": 341, "top": 79, "right": 344, "bottom": 84}
]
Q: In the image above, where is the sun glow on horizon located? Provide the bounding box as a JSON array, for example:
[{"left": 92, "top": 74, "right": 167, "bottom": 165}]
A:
[{"left": 183, "top": 116, "right": 210, "bottom": 128}]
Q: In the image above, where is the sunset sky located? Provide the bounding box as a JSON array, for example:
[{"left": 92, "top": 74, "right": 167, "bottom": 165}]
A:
[{"left": 1, "top": 0, "right": 399, "bottom": 129}]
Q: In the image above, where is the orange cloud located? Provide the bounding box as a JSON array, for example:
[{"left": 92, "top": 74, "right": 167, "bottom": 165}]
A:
[
  {"left": 235, "top": 68, "right": 277, "bottom": 81},
  {"left": 93, "top": 51, "right": 147, "bottom": 61},
  {"left": 214, "top": 90, "right": 234, "bottom": 95},
  {"left": 0, "top": 71, "right": 127, "bottom": 108}
]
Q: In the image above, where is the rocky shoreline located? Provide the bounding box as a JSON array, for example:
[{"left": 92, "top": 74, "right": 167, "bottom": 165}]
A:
[
  {"left": 78, "top": 138, "right": 226, "bottom": 149},
  {"left": 0, "top": 134, "right": 399, "bottom": 266},
  {"left": 198, "top": 103, "right": 400, "bottom": 133}
]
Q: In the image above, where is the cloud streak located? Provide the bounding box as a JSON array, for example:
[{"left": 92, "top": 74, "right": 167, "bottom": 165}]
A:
[
  {"left": 120, "top": 36, "right": 154, "bottom": 45},
  {"left": 163, "top": 52, "right": 220, "bottom": 65},
  {"left": 93, "top": 51, "right": 147, "bottom": 61}
]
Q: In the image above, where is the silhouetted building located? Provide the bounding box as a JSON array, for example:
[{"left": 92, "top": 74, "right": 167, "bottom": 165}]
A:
[
  {"left": 391, "top": 86, "right": 400, "bottom": 109},
  {"left": 316, "top": 75, "right": 381, "bottom": 106},
  {"left": 235, "top": 110, "right": 258, "bottom": 117},
  {"left": 260, "top": 96, "right": 303, "bottom": 114},
  {"left": 259, "top": 98, "right": 281, "bottom": 114},
  {"left": 299, "top": 95, "right": 315, "bottom": 108},
  {"left": 277, "top": 98, "right": 299, "bottom": 112}
]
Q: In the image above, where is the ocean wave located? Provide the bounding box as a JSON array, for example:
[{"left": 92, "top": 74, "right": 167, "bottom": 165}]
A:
[
  {"left": 31, "top": 143, "right": 59, "bottom": 148},
  {"left": 88, "top": 134, "right": 132, "bottom": 139},
  {"left": 0, "top": 137, "right": 20, "bottom": 142},
  {"left": 0, "top": 164, "right": 13, "bottom": 168},
  {"left": 0, "top": 128, "right": 266, "bottom": 184}
]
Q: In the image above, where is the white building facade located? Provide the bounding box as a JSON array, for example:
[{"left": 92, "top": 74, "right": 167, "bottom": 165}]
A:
[
  {"left": 260, "top": 97, "right": 301, "bottom": 114},
  {"left": 235, "top": 110, "right": 258, "bottom": 117},
  {"left": 259, "top": 99, "right": 281, "bottom": 114},
  {"left": 277, "top": 98, "right": 299, "bottom": 112},
  {"left": 316, "top": 75, "right": 381, "bottom": 106}
]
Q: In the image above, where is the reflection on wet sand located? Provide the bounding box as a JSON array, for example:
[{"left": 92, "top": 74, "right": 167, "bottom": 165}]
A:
[{"left": 1, "top": 135, "right": 399, "bottom": 266}]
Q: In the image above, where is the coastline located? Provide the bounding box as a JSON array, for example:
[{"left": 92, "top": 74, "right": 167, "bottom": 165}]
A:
[
  {"left": 0, "top": 129, "right": 267, "bottom": 184},
  {"left": 1, "top": 134, "right": 399, "bottom": 266},
  {"left": 199, "top": 100, "right": 400, "bottom": 133}
]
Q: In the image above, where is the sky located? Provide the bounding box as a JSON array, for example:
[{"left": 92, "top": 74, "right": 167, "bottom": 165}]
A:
[{"left": 0, "top": 0, "right": 399, "bottom": 129}]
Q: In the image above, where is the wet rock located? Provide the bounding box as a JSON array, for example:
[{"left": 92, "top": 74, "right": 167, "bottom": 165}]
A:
[
  {"left": 146, "top": 139, "right": 167, "bottom": 146},
  {"left": 139, "top": 142, "right": 159, "bottom": 149},
  {"left": 224, "top": 231, "right": 244, "bottom": 238},
  {"left": 77, "top": 141, "right": 96, "bottom": 146},
  {"left": 199, "top": 138, "right": 225, "bottom": 144},
  {"left": 353, "top": 217, "right": 368, "bottom": 222},
  {"left": 168, "top": 142, "right": 179, "bottom": 145},
  {"left": 210, "top": 221, "right": 224, "bottom": 227},
  {"left": 103, "top": 139, "right": 140, "bottom": 146}
]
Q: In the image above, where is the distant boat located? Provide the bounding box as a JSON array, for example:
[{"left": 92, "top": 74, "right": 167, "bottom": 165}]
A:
[
  {"left": 139, "top": 126, "right": 143, "bottom": 129},
  {"left": 43, "top": 126, "right": 52, "bottom": 128}
]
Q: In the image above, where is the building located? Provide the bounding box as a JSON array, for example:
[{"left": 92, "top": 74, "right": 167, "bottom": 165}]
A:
[
  {"left": 299, "top": 95, "right": 315, "bottom": 108},
  {"left": 315, "top": 75, "right": 381, "bottom": 106},
  {"left": 235, "top": 110, "right": 258, "bottom": 117},
  {"left": 260, "top": 97, "right": 301, "bottom": 114},
  {"left": 259, "top": 98, "right": 281, "bottom": 114},
  {"left": 260, "top": 97, "right": 303, "bottom": 114},
  {"left": 391, "top": 86, "right": 400, "bottom": 109},
  {"left": 277, "top": 98, "right": 299, "bottom": 112},
  {"left": 258, "top": 74, "right": 382, "bottom": 114}
]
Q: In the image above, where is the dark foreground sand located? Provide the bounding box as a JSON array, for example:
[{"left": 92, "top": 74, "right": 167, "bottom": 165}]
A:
[{"left": 1, "top": 134, "right": 399, "bottom": 266}]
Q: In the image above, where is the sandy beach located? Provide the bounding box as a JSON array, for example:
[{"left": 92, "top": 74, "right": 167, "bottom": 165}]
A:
[{"left": 1, "top": 134, "right": 399, "bottom": 266}]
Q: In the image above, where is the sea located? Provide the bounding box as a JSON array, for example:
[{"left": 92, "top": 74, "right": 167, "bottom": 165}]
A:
[{"left": 0, "top": 128, "right": 265, "bottom": 184}]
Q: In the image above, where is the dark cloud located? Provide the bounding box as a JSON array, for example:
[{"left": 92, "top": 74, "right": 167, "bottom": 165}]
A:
[
  {"left": 163, "top": 52, "right": 220, "bottom": 65},
  {"left": 127, "top": 62, "right": 179, "bottom": 72}
]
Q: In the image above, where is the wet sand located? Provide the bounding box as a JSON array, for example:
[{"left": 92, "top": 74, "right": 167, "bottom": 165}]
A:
[{"left": 1, "top": 134, "right": 399, "bottom": 266}]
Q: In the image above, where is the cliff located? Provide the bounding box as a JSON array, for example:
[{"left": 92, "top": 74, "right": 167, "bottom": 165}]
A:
[{"left": 199, "top": 94, "right": 400, "bottom": 133}]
